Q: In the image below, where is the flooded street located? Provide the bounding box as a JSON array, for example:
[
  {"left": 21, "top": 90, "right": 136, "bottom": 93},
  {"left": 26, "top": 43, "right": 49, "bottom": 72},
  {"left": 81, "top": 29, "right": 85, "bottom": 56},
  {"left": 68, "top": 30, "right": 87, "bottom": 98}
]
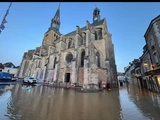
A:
[{"left": 0, "top": 83, "right": 160, "bottom": 120}]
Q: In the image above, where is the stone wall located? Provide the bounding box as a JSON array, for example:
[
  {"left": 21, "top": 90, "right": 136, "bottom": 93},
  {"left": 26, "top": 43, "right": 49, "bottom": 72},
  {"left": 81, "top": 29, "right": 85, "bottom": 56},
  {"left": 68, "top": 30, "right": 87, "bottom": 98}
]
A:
[
  {"left": 79, "top": 67, "right": 84, "bottom": 85},
  {"left": 89, "top": 67, "right": 98, "bottom": 84},
  {"left": 98, "top": 68, "right": 107, "bottom": 84}
]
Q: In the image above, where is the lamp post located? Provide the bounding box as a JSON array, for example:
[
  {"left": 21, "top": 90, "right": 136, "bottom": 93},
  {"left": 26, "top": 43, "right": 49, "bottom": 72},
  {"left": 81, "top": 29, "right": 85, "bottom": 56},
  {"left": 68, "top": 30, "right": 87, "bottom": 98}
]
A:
[{"left": 144, "top": 62, "right": 148, "bottom": 67}]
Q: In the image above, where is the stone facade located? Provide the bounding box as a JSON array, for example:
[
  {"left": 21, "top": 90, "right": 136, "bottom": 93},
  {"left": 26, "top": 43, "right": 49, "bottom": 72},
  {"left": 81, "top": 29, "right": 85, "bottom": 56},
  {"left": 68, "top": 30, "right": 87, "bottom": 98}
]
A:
[{"left": 18, "top": 6, "right": 118, "bottom": 88}]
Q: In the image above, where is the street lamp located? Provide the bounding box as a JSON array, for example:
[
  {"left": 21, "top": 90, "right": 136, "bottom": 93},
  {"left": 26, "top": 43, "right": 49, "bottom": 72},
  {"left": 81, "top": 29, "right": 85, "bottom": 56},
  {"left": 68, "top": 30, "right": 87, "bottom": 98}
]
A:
[{"left": 144, "top": 62, "right": 148, "bottom": 66}]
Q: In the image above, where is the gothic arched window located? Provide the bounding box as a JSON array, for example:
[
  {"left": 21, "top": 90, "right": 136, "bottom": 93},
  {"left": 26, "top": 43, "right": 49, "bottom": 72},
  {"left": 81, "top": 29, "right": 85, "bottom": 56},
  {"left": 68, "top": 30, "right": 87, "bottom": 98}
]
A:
[
  {"left": 82, "top": 32, "right": 86, "bottom": 45},
  {"left": 97, "top": 52, "right": 100, "bottom": 67},
  {"left": 95, "top": 31, "right": 98, "bottom": 40},
  {"left": 95, "top": 28, "right": 102, "bottom": 40},
  {"left": 97, "top": 28, "right": 102, "bottom": 39},
  {"left": 68, "top": 40, "right": 71, "bottom": 48},
  {"left": 53, "top": 57, "right": 57, "bottom": 69},
  {"left": 81, "top": 50, "right": 85, "bottom": 67}
]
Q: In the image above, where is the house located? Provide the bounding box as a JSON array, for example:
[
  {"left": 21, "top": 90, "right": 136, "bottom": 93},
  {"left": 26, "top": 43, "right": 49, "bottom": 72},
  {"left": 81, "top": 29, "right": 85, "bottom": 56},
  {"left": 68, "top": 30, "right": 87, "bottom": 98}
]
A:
[{"left": 2, "top": 62, "right": 19, "bottom": 77}]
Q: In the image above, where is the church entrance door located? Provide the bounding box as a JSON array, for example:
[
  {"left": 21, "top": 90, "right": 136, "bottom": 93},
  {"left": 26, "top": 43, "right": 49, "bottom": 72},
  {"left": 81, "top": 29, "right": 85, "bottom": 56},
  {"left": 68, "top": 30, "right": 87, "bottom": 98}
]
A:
[{"left": 65, "top": 73, "right": 70, "bottom": 83}]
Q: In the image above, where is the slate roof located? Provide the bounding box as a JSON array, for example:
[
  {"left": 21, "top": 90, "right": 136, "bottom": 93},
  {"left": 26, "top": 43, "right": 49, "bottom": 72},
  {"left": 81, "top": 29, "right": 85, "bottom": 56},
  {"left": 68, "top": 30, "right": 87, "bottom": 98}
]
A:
[
  {"left": 3, "top": 62, "right": 15, "bottom": 68},
  {"left": 144, "top": 15, "right": 160, "bottom": 37},
  {"left": 64, "top": 18, "right": 105, "bottom": 36}
]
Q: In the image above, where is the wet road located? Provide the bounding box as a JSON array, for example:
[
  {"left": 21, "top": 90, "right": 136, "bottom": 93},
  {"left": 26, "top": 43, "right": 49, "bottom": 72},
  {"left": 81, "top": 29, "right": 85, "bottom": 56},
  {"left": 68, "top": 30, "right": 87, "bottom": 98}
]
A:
[{"left": 0, "top": 82, "right": 160, "bottom": 120}]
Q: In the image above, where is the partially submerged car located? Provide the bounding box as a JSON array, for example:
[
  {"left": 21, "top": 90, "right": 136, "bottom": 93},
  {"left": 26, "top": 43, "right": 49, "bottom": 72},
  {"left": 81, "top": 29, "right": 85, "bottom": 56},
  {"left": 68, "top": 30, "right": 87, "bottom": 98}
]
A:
[{"left": 23, "top": 76, "right": 37, "bottom": 84}]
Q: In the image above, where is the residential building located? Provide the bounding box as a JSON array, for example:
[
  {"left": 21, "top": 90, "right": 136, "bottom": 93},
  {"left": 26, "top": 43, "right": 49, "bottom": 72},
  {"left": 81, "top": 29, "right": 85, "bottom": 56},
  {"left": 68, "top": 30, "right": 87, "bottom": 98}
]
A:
[
  {"left": 143, "top": 15, "right": 160, "bottom": 92},
  {"left": 125, "top": 15, "right": 160, "bottom": 93},
  {"left": 1, "top": 62, "right": 19, "bottom": 77}
]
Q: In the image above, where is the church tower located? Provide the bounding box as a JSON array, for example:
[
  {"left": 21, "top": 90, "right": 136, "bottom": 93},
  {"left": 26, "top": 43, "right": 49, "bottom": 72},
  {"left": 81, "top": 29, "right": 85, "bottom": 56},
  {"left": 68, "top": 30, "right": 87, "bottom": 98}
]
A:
[
  {"left": 42, "top": 4, "right": 61, "bottom": 48},
  {"left": 93, "top": 7, "right": 100, "bottom": 23},
  {"left": 49, "top": 4, "right": 60, "bottom": 33}
]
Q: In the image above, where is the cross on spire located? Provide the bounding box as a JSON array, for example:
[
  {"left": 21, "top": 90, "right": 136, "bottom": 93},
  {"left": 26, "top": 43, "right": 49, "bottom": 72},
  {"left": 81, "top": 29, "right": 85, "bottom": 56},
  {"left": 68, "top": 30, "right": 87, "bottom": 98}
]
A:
[{"left": 59, "top": 2, "right": 61, "bottom": 8}]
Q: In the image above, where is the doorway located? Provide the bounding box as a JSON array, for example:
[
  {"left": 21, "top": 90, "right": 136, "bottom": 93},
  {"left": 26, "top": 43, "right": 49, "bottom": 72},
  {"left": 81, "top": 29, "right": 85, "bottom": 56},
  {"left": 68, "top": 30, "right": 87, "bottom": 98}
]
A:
[{"left": 65, "top": 73, "right": 70, "bottom": 82}]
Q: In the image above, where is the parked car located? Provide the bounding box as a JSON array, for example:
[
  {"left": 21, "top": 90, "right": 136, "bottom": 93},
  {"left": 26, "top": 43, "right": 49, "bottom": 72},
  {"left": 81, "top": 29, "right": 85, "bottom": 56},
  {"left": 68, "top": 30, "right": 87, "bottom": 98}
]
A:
[
  {"left": 11, "top": 77, "right": 18, "bottom": 81},
  {"left": 23, "top": 76, "right": 37, "bottom": 84},
  {"left": 0, "top": 72, "right": 12, "bottom": 82}
]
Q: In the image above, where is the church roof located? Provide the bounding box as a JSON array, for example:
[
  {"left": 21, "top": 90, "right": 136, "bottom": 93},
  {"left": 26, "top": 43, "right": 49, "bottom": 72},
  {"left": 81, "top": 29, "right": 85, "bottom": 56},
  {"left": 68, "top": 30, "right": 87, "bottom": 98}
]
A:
[{"left": 64, "top": 18, "right": 105, "bottom": 36}]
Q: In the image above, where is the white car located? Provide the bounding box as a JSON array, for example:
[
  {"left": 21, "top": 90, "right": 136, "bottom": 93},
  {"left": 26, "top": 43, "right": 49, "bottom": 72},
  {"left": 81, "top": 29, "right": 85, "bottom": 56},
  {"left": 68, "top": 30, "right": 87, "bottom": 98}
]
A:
[
  {"left": 23, "top": 76, "right": 37, "bottom": 84},
  {"left": 11, "top": 77, "right": 18, "bottom": 81}
]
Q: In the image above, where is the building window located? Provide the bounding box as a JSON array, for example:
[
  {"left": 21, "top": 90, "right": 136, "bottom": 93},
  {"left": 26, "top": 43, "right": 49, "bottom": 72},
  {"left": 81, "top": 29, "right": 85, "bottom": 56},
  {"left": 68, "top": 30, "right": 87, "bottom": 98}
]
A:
[
  {"left": 81, "top": 51, "right": 85, "bottom": 67},
  {"left": 82, "top": 32, "right": 86, "bottom": 45},
  {"left": 153, "top": 52, "right": 159, "bottom": 63},
  {"left": 53, "top": 57, "right": 57, "bottom": 69},
  {"left": 95, "top": 31, "right": 98, "bottom": 40},
  {"left": 143, "top": 61, "right": 149, "bottom": 72},
  {"left": 95, "top": 28, "right": 102, "bottom": 40},
  {"left": 149, "top": 38, "right": 155, "bottom": 49},
  {"left": 38, "top": 60, "right": 41, "bottom": 68},
  {"left": 97, "top": 51, "right": 100, "bottom": 67},
  {"left": 97, "top": 28, "right": 102, "bottom": 39},
  {"left": 36, "top": 60, "right": 41, "bottom": 68},
  {"left": 157, "top": 76, "right": 160, "bottom": 86},
  {"left": 45, "top": 58, "right": 49, "bottom": 66},
  {"left": 66, "top": 53, "right": 73, "bottom": 63},
  {"left": 68, "top": 40, "right": 71, "bottom": 48}
]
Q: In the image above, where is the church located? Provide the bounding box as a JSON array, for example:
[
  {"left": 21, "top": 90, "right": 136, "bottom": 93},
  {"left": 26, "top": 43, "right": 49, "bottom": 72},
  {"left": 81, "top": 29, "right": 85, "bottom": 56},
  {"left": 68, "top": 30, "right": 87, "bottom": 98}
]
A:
[{"left": 18, "top": 5, "right": 118, "bottom": 89}]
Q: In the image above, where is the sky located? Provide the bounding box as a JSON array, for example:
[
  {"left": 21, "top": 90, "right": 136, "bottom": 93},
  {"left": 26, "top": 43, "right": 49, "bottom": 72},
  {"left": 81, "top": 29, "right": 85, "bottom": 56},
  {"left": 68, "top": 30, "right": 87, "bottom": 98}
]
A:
[{"left": 0, "top": 2, "right": 160, "bottom": 72}]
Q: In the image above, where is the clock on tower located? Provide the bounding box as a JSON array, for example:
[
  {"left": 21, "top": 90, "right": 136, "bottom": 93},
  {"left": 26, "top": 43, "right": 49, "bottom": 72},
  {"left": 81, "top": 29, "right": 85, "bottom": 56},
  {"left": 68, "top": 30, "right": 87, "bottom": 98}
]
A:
[
  {"left": 93, "top": 7, "right": 100, "bottom": 23},
  {"left": 94, "top": 17, "right": 98, "bottom": 20}
]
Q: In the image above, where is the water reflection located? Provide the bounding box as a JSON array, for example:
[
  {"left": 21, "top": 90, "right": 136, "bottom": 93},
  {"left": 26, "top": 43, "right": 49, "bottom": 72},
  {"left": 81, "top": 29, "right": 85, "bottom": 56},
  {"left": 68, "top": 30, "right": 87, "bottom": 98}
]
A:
[
  {"left": 0, "top": 90, "right": 11, "bottom": 120},
  {"left": 0, "top": 84, "right": 121, "bottom": 120},
  {"left": 120, "top": 84, "right": 160, "bottom": 120},
  {"left": 0, "top": 83, "right": 160, "bottom": 120}
]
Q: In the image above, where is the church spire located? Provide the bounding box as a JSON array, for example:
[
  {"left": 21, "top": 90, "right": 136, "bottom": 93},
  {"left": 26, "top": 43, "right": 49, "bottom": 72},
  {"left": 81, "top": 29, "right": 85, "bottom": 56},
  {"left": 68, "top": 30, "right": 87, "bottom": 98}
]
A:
[{"left": 49, "top": 4, "right": 61, "bottom": 33}]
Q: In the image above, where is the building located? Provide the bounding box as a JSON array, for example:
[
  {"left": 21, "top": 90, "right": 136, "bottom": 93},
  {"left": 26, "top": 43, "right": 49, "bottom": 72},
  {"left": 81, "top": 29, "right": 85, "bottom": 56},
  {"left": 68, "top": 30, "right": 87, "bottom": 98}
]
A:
[
  {"left": 117, "top": 72, "right": 125, "bottom": 87},
  {"left": 0, "top": 63, "right": 4, "bottom": 72},
  {"left": 18, "top": 5, "right": 118, "bottom": 89},
  {"left": 142, "top": 15, "right": 160, "bottom": 92},
  {"left": 1, "top": 62, "right": 19, "bottom": 77},
  {"left": 139, "top": 45, "right": 152, "bottom": 89},
  {"left": 125, "top": 15, "right": 160, "bottom": 93},
  {"left": 124, "top": 59, "right": 141, "bottom": 86}
]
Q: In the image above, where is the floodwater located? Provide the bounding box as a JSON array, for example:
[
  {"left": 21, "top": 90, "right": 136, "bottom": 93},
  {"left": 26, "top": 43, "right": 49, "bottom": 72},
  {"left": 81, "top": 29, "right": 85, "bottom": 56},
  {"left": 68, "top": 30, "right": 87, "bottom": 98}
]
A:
[{"left": 0, "top": 83, "right": 160, "bottom": 120}]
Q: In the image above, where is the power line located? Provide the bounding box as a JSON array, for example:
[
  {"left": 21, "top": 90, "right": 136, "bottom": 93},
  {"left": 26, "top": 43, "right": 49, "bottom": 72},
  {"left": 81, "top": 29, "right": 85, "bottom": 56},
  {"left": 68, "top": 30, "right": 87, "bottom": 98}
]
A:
[{"left": 7, "top": 29, "right": 42, "bottom": 44}]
